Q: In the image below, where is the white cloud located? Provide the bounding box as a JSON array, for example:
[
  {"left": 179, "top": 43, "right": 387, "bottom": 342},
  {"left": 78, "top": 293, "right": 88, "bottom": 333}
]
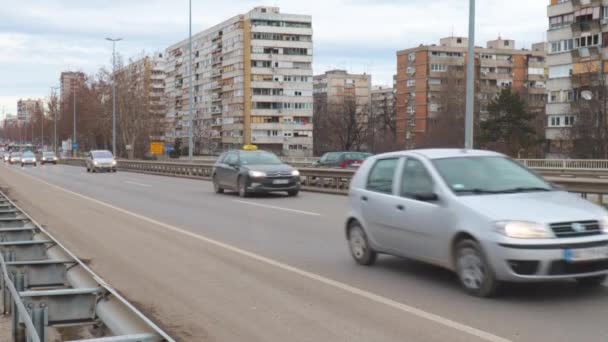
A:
[{"left": 0, "top": 0, "right": 548, "bottom": 114}]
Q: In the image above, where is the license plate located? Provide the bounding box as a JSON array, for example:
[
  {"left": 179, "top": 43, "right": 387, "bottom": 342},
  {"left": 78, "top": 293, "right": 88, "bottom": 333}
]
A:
[
  {"left": 273, "top": 179, "right": 290, "bottom": 185},
  {"left": 564, "top": 246, "right": 608, "bottom": 262}
]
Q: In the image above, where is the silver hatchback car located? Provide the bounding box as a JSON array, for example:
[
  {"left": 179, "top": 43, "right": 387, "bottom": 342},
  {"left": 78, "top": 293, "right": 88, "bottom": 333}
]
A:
[{"left": 346, "top": 149, "right": 608, "bottom": 297}]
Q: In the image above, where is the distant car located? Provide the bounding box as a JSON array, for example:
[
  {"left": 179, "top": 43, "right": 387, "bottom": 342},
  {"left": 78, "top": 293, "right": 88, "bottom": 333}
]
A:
[
  {"left": 9, "top": 153, "right": 21, "bottom": 165},
  {"left": 20, "top": 151, "right": 37, "bottom": 167},
  {"left": 40, "top": 152, "right": 58, "bottom": 165},
  {"left": 212, "top": 150, "right": 300, "bottom": 197},
  {"left": 85, "top": 150, "right": 117, "bottom": 173},
  {"left": 346, "top": 148, "right": 608, "bottom": 297},
  {"left": 315, "top": 152, "right": 372, "bottom": 169}
]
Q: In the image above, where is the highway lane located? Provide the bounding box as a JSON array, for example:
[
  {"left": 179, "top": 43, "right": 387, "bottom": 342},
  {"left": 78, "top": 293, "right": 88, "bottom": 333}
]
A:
[{"left": 3, "top": 163, "right": 608, "bottom": 341}]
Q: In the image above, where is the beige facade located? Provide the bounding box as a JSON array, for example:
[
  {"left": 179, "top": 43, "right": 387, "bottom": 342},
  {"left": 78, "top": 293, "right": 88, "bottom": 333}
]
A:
[
  {"left": 17, "top": 99, "right": 43, "bottom": 123},
  {"left": 124, "top": 53, "right": 167, "bottom": 141},
  {"left": 165, "top": 7, "right": 313, "bottom": 156},
  {"left": 60, "top": 72, "right": 85, "bottom": 101}
]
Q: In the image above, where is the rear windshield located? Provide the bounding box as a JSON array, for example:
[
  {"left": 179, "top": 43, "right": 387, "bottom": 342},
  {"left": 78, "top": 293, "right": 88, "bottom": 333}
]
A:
[{"left": 92, "top": 151, "right": 113, "bottom": 159}]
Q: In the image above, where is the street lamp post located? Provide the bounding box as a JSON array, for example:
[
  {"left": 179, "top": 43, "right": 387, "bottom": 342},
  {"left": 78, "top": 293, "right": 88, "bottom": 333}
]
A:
[
  {"left": 73, "top": 86, "right": 77, "bottom": 157},
  {"left": 188, "top": 0, "right": 194, "bottom": 160},
  {"left": 51, "top": 86, "right": 59, "bottom": 154},
  {"left": 465, "top": 0, "right": 476, "bottom": 149},
  {"left": 106, "top": 37, "right": 122, "bottom": 157}
]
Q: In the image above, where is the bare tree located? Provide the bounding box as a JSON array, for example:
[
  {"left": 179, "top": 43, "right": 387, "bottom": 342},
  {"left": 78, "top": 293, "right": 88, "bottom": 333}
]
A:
[
  {"left": 568, "top": 64, "right": 608, "bottom": 159},
  {"left": 314, "top": 94, "right": 369, "bottom": 154}
]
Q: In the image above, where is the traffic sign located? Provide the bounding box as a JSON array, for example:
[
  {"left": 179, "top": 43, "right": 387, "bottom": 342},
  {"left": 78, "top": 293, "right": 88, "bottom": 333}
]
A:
[
  {"left": 150, "top": 141, "right": 163, "bottom": 155},
  {"left": 164, "top": 144, "right": 173, "bottom": 153},
  {"left": 72, "top": 141, "right": 78, "bottom": 150}
]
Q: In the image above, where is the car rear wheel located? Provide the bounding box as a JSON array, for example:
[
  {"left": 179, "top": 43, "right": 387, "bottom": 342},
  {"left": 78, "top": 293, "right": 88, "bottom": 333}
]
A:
[
  {"left": 238, "top": 177, "right": 249, "bottom": 198},
  {"left": 348, "top": 222, "right": 377, "bottom": 266},
  {"left": 455, "top": 239, "right": 500, "bottom": 297},
  {"left": 577, "top": 275, "right": 606, "bottom": 288},
  {"left": 213, "top": 176, "right": 224, "bottom": 194}
]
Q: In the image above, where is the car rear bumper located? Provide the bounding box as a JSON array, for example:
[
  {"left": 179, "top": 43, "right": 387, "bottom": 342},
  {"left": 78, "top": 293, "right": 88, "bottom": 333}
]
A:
[{"left": 487, "top": 239, "right": 608, "bottom": 281}]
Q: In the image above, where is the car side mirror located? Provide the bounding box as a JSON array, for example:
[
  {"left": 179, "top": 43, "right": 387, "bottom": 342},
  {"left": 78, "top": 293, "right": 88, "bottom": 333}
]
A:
[
  {"left": 414, "top": 192, "right": 439, "bottom": 202},
  {"left": 551, "top": 182, "right": 566, "bottom": 191}
]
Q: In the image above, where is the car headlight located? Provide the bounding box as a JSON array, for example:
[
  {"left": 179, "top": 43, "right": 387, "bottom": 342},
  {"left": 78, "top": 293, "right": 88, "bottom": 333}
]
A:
[
  {"left": 93, "top": 161, "right": 99, "bottom": 166},
  {"left": 112, "top": 160, "right": 117, "bottom": 166},
  {"left": 495, "top": 221, "right": 552, "bottom": 239},
  {"left": 600, "top": 216, "right": 608, "bottom": 233},
  {"left": 291, "top": 170, "right": 300, "bottom": 176},
  {"left": 248, "top": 170, "right": 266, "bottom": 178}
]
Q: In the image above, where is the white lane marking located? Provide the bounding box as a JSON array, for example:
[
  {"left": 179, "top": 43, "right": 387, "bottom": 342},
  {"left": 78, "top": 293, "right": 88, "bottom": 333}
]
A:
[
  {"left": 7, "top": 168, "right": 511, "bottom": 342},
  {"left": 124, "top": 180, "right": 152, "bottom": 188},
  {"left": 234, "top": 200, "right": 321, "bottom": 217}
]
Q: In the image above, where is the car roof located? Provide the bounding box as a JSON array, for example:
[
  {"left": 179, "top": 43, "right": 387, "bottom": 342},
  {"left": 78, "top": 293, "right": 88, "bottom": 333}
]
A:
[
  {"left": 91, "top": 150, "right": 112, "bottom": 153},
  {"left": 372, "top": 149, "right": 504, "bottom": 160}
]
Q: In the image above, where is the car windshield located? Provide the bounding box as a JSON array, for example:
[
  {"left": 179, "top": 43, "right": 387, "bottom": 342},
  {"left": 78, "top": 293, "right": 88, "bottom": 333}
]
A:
[
  {"left": 433, "top": 156, "right": 552, "bottom": 195},
  {"left": 43, "top": 152, "right": 55, "bottom": 157},
  {"left": 11, "top": 153, "right": 21, "bottom": 157},
  {"left": 22, "top": 152, "right": 34, "bottom": 158},
  {"left": 239, "top": 152, "right": 283, "bottom": 165},
  {"left": 92, "top": 151, "right": 113, "bottom": 159}
]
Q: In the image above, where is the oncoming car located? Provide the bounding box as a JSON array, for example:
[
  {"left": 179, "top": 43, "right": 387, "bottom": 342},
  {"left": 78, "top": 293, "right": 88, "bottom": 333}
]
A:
[
  {"left": 20, "top": 151, "right": 37, "bottom": 167},
  {"left": 346, "top": 149, "right": 608, "bottom": 297},
  {"left": 9, "top": 152, "right": 21, "bottom": 165},
  {"left": 212, "top": 150, "right": 300, "bottom": 197},
  {"left": 40, "top": 152, "right": 58, "bottom": 165},
  {"left": 86, "top": 150, "right": 117, "bottom": 173}
]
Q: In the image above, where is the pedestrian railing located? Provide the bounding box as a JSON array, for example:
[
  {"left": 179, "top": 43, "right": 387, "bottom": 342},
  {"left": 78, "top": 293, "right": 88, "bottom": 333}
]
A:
[
  {"left": 0, "top": 192, "right": 174, "bottom": 342},
  {"left": 519, "top": 159, "right": 608, "bottom": 170}
]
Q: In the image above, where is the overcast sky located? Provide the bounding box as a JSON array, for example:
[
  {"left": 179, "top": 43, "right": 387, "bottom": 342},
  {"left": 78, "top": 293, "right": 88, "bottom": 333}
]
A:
[{"left": 0, "top": 0, "right": 548, "bottom": 116}]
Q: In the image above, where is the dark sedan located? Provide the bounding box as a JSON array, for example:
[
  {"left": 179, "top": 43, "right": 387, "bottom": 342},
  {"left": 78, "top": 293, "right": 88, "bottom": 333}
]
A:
[{"left": 212, "top": 150, "right": 300, "bottom": 197}]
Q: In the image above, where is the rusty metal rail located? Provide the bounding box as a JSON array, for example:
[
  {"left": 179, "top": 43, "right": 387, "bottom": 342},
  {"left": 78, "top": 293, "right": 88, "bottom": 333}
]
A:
[{"left": 0, "top": 191, "right": 174, "bottom": 342}]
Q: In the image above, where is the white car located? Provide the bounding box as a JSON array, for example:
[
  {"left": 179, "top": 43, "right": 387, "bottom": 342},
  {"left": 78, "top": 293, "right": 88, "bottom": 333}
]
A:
[
  {"left": 20, "top": 152, "right": 37, "bottom": 167},
  {"left": 346, "top": 149, "right": 608, "bottom": 297}
]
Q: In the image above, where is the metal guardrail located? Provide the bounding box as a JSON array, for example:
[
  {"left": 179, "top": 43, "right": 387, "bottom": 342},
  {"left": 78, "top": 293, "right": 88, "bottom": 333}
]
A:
[
  {"left": 0, "top": 191, "right": 174, "bottom": 342},
  {"left": 58, "top": 158, "right": 608, "bottom": 200}
]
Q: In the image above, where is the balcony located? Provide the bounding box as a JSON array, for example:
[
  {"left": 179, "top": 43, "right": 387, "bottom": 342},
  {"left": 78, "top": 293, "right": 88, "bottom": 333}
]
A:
[{"left": 571, "top": 20, "right": 601, "bottom": 35}]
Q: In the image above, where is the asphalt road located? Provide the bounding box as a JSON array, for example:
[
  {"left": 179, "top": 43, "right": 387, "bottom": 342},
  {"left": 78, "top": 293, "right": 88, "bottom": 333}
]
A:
[{"left": 0, "top": 163, "right": 607, "bottom": 342}]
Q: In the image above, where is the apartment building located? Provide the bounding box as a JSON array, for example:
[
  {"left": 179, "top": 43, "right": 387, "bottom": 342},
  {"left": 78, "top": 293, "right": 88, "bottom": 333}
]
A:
[
  {"left": 165, "top": 6, "right": 313, "bottom": 156},
  {"left": 60, "top": 71, "right": 85, "bottom": 100},
  {"left": 17, "top": 99, "right": 43, "bottom": 123},
  {"left": 313, "top": 70, "right": 371, "bottom": 154},
  {"left": 396, "top": 37, "right": 547, "bottom": 148},
  {"left": 123, "top": 53, "right": 167, "bottom": 141},
  {"left": 546, "top": 0, "right": 608, "bottom": 157},
  {"left": 370, "top": 86, "right": 396, "bottom": 151}
]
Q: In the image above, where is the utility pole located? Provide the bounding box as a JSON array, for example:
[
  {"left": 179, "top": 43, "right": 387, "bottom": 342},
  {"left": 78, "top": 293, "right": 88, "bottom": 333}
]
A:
[
  {"left": 41, "top": 105, "right": 44, "bottom": 150},
  {"left": 465, "top": 0, "right": 476, "bottom": 149},
  {"left": 188, "top": 0, "right": 194, "bottom": 160},
  {"left": 73, "top": 86, "right": 76, "bottom": 157},
  {"left": 106, "top": 38, "right": 122, "bottom": 157}
]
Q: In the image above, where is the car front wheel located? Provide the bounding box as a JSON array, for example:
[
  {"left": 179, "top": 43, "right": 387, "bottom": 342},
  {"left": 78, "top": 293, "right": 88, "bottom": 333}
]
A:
[
  {"left": 213, "top": 176, "right": 224, "bottom": 194},
  {"left": 455, "top": 239, "right": 500, "bottom": 297},
  {"left": 287, "top": 190, "right": 299, "bottom": 197},
  {"left": 238, "top": 177, "right": 249, "bottom": 198},
  {"left": 348, "top": 222, "right": 377, "bottom": 266}
]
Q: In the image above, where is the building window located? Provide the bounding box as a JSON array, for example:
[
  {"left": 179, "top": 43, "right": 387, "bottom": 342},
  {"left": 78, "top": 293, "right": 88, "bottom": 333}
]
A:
[
  {"left": 549, "top": 91, "right": 559, "bottom": 103},
  {"left": 430, "top": 64, "right": 446, "bottom": 72},
  {"left": 408, "top": 53, "right": 416, "bottom": 61},
  {"left": 407, "top": 80, "right": 416, "bottom": 87}
]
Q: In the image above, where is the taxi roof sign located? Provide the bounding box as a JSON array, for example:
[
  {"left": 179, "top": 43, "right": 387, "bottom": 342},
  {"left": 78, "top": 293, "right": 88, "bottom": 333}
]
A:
[{"left": 242, "top": 144, "right": 258, "bottom": 151}]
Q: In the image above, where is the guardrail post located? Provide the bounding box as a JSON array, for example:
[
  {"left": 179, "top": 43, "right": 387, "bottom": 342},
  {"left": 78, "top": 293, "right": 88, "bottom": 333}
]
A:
[{"left": 28, "top": 305, "right": 48, "bottom": 342}]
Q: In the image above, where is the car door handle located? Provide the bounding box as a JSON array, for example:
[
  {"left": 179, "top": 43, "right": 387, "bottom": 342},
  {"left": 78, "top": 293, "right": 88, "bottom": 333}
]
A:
[
  {"left": 361, "top": 196, "right": 368, "bottom": 202},
  {"left": 396, "top": 205, "right": 405, "bottom": 211}
]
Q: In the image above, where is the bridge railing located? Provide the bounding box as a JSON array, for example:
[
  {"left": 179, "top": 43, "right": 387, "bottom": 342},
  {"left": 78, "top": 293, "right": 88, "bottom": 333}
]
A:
[
  {"left": 519, "top": 159, "right": 608, "bottom": 170},
  {"left": 59, "top": 158, "right": 608, "bottom": 201}
]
